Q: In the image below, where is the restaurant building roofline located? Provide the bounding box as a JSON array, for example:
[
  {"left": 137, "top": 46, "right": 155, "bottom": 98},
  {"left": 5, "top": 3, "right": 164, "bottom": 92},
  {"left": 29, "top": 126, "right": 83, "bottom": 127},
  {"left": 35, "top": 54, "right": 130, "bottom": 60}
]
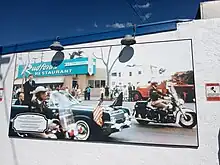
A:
[{"left": 0, "top": 19, "right": 192, "bottom": 55}]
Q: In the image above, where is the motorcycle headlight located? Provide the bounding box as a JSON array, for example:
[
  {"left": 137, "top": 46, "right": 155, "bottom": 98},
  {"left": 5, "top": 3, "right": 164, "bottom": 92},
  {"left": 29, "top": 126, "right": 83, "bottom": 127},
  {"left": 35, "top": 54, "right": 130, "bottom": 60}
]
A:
[{"left": 110, "top": 116, "right": 116, "bottom": 124}]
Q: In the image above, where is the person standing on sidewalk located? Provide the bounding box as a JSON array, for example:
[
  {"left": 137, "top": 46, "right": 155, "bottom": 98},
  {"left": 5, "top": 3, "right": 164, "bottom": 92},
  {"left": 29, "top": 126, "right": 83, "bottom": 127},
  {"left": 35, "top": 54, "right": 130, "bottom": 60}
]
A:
[
  {"left": 84, "top": 87, "right": 88, "bottom": 100},
  {"left": 128, "top": 83, "right": 132, "bottom": 102},
  {"left": 105, "top": 86, "right": 109, "bottom": 99},
  {"left": 100, "top": 86, "right": 105, "bottom": 101},
  {"left": 86, "top": 85, "right": 91, "bottom": 100}
]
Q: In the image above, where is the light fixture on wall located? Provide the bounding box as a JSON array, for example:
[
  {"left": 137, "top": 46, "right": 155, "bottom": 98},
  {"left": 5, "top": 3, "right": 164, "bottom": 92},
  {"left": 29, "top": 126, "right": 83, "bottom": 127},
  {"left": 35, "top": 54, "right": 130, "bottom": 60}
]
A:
[
  {"left": 50, "top": 36, "right": 65, "bottom": 67},
  {"left": 121, "top": 34, "right": 136, "bottom": 46},
  {"left": 119, "top": 24, "right": 137, "bottom": 63},
  {"left": 50, "top": 36, "right": 64, "bottom": 51}
]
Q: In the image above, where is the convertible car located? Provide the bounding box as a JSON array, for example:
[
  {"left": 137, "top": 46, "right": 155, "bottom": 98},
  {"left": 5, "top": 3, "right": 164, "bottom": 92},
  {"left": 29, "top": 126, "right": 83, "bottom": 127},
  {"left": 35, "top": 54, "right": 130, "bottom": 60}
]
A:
[{"left": 9, "top": 91, "right": 131, "bottom": 141}]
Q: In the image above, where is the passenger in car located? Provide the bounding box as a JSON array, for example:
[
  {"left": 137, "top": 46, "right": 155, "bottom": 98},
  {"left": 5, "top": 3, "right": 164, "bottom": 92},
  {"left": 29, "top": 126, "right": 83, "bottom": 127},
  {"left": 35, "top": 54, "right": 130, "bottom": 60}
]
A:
[
  {"left": 14, "top": 92, "right": 24, "bottom": 105},
  {"left": 30, "top": 86, "right": 58, "bottom": 139},
  {"left": 31, "top": 86, "right": 53, "bottom": 119}
]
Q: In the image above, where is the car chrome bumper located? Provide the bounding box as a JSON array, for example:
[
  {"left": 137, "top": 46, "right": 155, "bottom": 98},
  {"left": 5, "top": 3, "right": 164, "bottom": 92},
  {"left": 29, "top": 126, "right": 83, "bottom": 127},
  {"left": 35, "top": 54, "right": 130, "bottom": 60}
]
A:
[{"left": 103, "top": 118, "right": 131, "bottom": 133}]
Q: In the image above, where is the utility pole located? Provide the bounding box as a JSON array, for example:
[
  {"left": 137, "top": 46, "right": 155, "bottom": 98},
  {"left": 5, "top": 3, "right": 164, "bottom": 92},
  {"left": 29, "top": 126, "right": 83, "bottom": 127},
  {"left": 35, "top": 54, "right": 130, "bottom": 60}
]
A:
[
  {"left": 32, "top": 57, "right": 38, "bottom": 63},
  {"left": 40, "top": 51, "right": 44, "bottom": 62}
]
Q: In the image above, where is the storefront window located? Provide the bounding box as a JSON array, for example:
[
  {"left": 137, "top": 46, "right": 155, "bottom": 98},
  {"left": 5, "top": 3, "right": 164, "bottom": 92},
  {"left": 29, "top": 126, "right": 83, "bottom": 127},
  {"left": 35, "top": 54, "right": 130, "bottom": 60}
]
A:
[
  {"left": 101, "top": 80, "right": 106, "bottom": 87},
  {"left": 88, "top": 80, "right": 94, "bottom": 88},
  {"left": 95, "top": 80, "right": 101, "bottom": 88},
  {"left": 111, "top": 72, "right": 117, "bottom": 76}
]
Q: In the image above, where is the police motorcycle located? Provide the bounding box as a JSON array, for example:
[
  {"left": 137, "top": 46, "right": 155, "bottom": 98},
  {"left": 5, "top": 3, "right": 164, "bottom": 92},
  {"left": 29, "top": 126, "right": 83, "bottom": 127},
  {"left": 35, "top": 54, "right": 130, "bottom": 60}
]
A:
[{"left": 133, "top": 84, "right": 197, "bottom": 129}]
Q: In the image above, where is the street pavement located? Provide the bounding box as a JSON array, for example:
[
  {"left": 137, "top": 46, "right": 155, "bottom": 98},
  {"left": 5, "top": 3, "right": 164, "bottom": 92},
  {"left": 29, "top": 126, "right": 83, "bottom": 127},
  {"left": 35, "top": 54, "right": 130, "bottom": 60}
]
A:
[{"left": 80, "top": 98, "right": 198, "bottom": 147}]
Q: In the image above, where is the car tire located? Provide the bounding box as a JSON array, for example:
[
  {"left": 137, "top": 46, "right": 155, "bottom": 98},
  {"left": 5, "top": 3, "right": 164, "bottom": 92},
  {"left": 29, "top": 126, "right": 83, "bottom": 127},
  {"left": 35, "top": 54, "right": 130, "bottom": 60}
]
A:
[
  {"left": 133, "top": 91, "right": 142, "bottom": 101},
  {"left": 75, "top": 119, "right": 92, "bottom": 141}
]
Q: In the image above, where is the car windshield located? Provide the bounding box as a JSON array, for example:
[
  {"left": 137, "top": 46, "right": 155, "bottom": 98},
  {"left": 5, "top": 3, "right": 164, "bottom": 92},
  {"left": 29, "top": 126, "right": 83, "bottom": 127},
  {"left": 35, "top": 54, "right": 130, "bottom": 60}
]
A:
[{"left": 49, "top": 91, "right": 79, "bottom": 108}]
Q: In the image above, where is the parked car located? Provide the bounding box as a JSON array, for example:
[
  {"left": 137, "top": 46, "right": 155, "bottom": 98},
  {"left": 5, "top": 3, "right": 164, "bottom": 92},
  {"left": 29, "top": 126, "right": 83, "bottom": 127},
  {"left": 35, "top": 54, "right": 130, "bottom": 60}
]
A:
[{"left": 9, "top": 91, "right": 131, "bottom": 141}]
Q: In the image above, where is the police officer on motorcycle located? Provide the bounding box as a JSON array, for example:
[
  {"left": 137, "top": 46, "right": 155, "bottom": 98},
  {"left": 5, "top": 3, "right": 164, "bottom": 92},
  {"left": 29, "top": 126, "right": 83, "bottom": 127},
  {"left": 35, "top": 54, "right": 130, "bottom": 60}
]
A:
[{"left": 149, "top": 82, "right": 170, "bottom": 118}]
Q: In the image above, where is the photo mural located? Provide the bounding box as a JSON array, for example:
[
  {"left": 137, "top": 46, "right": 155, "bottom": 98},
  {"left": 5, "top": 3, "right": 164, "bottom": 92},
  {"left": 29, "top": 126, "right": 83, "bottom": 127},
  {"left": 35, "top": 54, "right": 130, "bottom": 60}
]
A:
[{"left": 8, "top": 38, "right": 198, "bottom": 148}]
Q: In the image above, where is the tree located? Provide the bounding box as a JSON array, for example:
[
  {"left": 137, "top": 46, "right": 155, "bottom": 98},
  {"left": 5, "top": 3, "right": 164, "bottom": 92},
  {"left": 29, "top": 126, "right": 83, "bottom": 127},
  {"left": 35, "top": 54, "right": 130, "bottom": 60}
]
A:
[
  {"left": 69, "top": 50, "right": 84, "bottom": 59},
  {"left": 93, "top": 46, "right": 118, "bottom": 87}
]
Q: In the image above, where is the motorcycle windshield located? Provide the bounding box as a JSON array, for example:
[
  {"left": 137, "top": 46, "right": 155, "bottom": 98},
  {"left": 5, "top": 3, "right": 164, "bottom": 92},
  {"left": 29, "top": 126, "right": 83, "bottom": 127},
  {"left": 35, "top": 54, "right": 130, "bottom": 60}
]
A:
[{"left": 169, "top": 85, "right": 179, "bottom": 101}]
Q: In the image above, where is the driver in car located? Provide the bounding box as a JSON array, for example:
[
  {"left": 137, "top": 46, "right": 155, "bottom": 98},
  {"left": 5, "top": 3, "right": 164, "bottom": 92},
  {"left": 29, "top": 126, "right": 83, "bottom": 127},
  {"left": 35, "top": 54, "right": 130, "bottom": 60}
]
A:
[
  {"left": 30, "top": 86, "right": 59, "bottom": 139},
  {"left": 149, "top": 82, "right": 169, "bottom": 113}
]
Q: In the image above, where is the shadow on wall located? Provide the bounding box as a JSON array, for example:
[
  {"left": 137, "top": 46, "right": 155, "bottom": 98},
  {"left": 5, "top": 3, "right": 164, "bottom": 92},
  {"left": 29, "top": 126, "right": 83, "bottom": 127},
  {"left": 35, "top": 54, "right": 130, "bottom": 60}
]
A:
[{"left": 218, "top": 128, "right": 220, "bottom": 164}]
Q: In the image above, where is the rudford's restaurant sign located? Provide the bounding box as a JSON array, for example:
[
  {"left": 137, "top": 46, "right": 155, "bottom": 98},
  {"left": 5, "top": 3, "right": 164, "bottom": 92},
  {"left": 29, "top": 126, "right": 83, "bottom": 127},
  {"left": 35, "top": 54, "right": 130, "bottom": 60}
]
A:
[{"left": 17, "top": 57, "right": 96, "bottom": 78}]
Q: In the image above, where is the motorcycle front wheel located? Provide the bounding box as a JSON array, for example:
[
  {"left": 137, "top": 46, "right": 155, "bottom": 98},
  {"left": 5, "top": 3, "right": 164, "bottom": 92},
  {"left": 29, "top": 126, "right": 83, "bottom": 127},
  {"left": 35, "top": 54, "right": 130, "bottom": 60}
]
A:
[{"left": 179, "top": 112, "right": 197, "bottom": 129}]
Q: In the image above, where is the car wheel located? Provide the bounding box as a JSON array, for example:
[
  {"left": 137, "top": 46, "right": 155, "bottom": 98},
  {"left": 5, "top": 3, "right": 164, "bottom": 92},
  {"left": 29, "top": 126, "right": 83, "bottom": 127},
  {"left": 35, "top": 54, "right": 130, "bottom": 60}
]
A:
[
  {"left": 133, "top": 92, "right": 142, "bottom": 101},
  {"left": 75, "top": 120, "right": 91, "bottom": 141}
]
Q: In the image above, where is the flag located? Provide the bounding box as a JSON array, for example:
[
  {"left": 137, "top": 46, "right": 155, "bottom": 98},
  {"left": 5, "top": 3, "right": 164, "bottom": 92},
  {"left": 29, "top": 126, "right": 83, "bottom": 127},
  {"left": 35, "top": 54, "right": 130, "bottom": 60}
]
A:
[{"left": 93, "top": 99, "right": 104, "bottom": 126}]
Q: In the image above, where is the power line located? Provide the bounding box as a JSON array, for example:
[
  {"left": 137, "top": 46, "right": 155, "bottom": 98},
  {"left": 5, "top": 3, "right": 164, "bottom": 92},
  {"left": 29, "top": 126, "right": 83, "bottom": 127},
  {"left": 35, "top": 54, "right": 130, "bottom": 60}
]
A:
[
  {"left": 132, "top": 0, "right": 146, "bottom": 19},
  {"left": 123, "top": 0, "right": 145, "bottom": 24}
]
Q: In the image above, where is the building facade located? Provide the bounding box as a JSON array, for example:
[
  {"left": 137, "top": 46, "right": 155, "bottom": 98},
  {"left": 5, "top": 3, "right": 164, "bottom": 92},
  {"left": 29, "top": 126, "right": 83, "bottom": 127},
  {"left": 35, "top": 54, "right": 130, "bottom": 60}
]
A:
[
  {"left": 110, "top": 65, "right": 146, "bottom": 88},
  {"left": 14, "top": 57, "right": 106, "bottom": 96}
]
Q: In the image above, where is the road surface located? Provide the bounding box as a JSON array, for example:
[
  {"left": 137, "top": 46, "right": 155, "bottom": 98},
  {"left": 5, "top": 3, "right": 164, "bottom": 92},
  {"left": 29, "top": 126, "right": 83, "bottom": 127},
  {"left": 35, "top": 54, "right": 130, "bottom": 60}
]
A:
[{"left": 81, "top": 99, "right": 198, "bottom": 147}]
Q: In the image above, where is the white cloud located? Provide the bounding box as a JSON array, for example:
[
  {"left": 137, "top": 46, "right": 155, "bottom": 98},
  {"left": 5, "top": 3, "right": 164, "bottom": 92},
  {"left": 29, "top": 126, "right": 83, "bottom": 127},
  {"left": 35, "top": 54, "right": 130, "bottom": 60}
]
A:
[
  {"left": 94, "top": 22, "right": 98, "bottom": 28},
  {"left": 134, "top": 2, "right": 150, "bottom": 9},
  {"left": 106, "top": 22, "right": 134, "bottom": 29},
  {"left": 141, "top": 13, "right": 152, "bottom": 21}
]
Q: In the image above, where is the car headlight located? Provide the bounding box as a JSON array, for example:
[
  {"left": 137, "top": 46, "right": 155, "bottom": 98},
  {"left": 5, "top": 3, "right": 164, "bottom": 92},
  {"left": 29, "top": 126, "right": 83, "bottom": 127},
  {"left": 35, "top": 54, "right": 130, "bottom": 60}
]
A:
[{"left": 110, "top": 116, "right": 116, "bottom": 124}]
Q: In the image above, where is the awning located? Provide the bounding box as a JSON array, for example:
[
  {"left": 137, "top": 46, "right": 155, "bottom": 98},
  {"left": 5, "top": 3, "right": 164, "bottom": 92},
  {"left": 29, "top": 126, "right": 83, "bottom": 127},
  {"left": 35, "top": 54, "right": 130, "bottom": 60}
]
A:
[{"left": 14, "top": 76, "right": 64, "bottom": 85}]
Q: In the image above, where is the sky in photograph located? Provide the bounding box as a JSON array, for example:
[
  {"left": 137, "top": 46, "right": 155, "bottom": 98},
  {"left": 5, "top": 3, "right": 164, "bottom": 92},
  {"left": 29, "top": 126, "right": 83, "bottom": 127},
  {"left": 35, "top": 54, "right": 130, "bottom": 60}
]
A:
[{"left": 0, "top": 0, "right": 206, "bottom": 46}]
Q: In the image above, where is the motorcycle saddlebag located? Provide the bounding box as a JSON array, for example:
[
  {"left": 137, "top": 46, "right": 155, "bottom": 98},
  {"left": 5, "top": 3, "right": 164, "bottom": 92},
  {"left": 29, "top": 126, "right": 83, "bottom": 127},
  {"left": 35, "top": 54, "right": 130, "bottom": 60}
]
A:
[
  {"left": 134, "top": 101, "right": 148, "bottom": 110},
  {"left": 134, "top": 101, "right": 149, "bottom": 117}
]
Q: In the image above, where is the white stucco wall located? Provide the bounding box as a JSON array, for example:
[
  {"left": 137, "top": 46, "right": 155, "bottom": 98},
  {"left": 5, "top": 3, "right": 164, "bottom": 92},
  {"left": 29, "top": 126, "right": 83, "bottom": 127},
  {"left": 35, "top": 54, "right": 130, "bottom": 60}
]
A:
[
  {"left": 1, "top": 18, "right": 220, "bottom": 165},
  {"left": 200, "top": 1, "right": 220, "bottom": 19}
]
